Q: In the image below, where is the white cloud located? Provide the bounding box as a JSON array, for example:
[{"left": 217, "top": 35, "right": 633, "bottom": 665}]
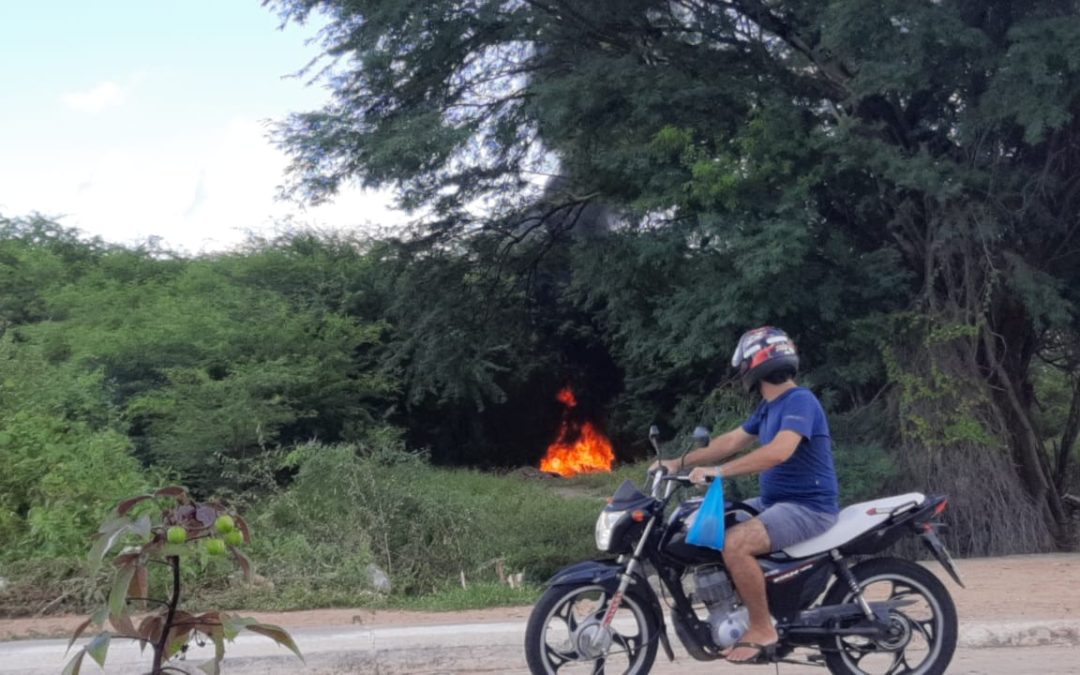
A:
[
  {"left": 60, "top": 81, "right": 126, "bottom": 113},
  {"left": 0, "top": 116, "right": 406, "bottom": 253}
]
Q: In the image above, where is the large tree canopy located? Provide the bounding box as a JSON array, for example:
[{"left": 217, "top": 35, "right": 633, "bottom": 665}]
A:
[{"left": 269, "top": 0, "right": 1080, "bottom": 551}]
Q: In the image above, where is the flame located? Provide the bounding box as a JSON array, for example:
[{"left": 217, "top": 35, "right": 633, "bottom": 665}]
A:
[
  {"left": 540, "top": 386, "right": 615, "bottom": 477},
  {"left": 556, "top": 386, "right": 577, "bottom": 408}
]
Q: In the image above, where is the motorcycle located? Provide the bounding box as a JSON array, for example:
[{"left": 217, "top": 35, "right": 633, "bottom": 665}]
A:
[{"left": 524, "top": 426, "right": 964, "bottom": 674}]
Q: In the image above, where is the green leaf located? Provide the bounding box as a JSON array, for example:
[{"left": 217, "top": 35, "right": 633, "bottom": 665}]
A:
[
  {"left": 88, "top": 518, "right": 133, "bottom": 568},
  {"left": 196, "top": 623, "right": 227, "bottom": 675},
  {"left": 85, "top": 632, "right": 111, "bottom": 668},
  {"left": 160, "top": 542, "right": 188, "bottom": 557},
  {"left": 131, "top": 513, "right": 152, "bottom": 539},
  {"left": 109, "top": 566, "right": 136, "bottom": 618},
  {"left": 221, "top": 616, "right": 242, "bottom": 641}
]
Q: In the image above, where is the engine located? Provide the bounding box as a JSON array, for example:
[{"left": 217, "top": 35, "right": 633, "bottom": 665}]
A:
[{"left": 693, "top": 565, "right": 749, "bottom": 649}]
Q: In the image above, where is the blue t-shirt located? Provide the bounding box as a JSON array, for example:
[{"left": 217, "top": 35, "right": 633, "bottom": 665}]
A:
[{"left": 741, "top": 387, "right": 839, "bottom": 514}]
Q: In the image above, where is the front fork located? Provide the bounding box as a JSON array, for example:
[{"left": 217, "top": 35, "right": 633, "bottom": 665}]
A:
[
  {"left": 593, "top": 516, "right": 676, "bottom": 662},
  {"left": 600, "top": 517, "right": 660, "bottom": 629}
]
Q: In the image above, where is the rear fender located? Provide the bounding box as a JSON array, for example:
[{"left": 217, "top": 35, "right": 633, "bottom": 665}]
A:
[
  {"left": 913, "top": 497, "right": 965, "bottom": 588},
  {"left": 546, "top": 560, "right": 674, "bottom": 661}
]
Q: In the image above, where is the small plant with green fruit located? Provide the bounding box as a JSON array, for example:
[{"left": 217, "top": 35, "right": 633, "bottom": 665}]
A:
[{"left": 63, "top": 486, "right": 302, "bottom": 674}]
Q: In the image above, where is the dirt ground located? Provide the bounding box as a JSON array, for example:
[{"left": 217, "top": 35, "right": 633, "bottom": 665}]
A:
[{"left": 1, "top": 553, "right": 1076, "bottom": 641}]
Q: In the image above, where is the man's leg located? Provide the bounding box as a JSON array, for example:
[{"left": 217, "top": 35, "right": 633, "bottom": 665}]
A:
[{"left": 721, "top": 518, "right": 776, "bottom": 662}]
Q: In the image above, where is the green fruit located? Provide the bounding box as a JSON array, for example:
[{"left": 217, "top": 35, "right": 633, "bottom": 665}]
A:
[
  {"left": 166, "top": 527, "right": 187, "bottom": 545},
  {"left": 214, "top": 515, "right": 236, "bottom": 534},
  {"left": 225, "top": 530, "right": 244, "bottom": 547},
  {"left": 206, "top": 538, "right": 227, "bottom": 556}
]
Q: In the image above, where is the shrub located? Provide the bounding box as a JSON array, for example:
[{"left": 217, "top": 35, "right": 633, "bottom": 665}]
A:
[{"left": 64, "top": 487, "right": 301, "bottom": 675}]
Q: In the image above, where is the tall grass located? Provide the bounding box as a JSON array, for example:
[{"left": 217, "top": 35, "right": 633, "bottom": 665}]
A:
[{"left": 210, "top": 440, "right": 616, "bottom": 610}]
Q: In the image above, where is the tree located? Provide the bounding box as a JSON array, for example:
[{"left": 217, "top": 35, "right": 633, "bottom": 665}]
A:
[{"left": 271, "top": 0, "right": 1080, "bottom": 550}]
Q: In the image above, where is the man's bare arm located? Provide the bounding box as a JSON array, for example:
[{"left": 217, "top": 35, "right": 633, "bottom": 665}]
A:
[
  {"left": 678, "top": 427, "right": 757, "bottom": 467},
  {"left": 687, "top": 430, "right": 802, "bottom": 484}
]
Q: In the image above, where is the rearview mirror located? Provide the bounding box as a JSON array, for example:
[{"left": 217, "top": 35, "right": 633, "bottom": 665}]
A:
[{"left": 692, "top": 426, "right": 711, "bottom": 448}]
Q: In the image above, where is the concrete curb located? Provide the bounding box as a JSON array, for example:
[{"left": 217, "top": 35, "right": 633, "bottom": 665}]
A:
[
  {"left": 959, "top": 620, "right": 1080, "bottom": 649},
  {"left": 1, "top": 618, "right": 1077, "bottom": 674}
]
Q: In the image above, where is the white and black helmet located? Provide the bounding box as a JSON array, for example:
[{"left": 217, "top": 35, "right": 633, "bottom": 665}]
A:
[{"left": 731, "top": 326, "right": 799, "bottom": 391}]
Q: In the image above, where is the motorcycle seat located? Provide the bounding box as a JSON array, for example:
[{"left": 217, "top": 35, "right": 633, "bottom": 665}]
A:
[{"left": 782, "top": 493, "right": 926, "bottom": 559}]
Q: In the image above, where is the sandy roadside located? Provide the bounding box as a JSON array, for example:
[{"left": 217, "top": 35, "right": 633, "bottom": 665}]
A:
[{"left": 1, "top": 553, "right": 1076, "bottom": 641}]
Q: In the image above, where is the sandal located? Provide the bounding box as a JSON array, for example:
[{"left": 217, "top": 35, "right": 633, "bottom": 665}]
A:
[{"left": 724, "top": 640, "right": 779, "bottom": 664}]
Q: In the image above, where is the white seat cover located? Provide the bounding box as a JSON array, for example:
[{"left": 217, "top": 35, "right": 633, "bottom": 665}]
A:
[{"left": 782, "top": 493, "right": 926, "bottom": 558}]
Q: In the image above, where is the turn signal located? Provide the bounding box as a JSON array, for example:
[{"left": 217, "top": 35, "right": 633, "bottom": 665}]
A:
[
  {"left": 631, "top": 510, "right": 647, "bottom": 523},
  {"left": 934, "top": 499, "right": 948, "bottom": 516}
]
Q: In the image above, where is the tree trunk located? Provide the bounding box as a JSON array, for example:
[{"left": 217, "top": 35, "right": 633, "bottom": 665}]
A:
[
  {"left": 984, "top": 297, "right": 1069, "bottom": 543},
  {"left": 1055, "top": 375, "right": 1080, "bottom": 493}
]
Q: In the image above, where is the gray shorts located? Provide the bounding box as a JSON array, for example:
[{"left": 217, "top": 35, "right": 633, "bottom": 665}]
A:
[{"left": 743, "top": 497, "right": 838, "bottom": 552}]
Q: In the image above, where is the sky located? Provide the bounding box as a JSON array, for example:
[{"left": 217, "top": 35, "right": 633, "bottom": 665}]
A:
[{"left": 0, "top": 1, "right": 404, "bottom": 253}]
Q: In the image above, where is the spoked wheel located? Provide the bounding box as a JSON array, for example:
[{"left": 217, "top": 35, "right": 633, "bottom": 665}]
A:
[
  {"left": 820, "top": 557, "right": 958, "bottom": 675},
  {"left": 524, "top": 583, "right": 659, "bottom": 675}
]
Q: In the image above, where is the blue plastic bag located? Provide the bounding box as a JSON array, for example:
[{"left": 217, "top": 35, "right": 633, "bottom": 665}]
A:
[{"left": 686, "top": 478, "right": 726, "bottom": 550}]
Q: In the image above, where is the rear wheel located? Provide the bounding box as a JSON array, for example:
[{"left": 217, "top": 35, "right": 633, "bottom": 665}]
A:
[
  {"left": 820, "top": 557, "right": 957, "bottom": 675},
  {"left": 525, "top": 582, "right": 659, "bottom": 675}
]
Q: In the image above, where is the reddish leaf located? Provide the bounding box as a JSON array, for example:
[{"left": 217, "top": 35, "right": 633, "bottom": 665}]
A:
[
  {"left": 116, "top": 495, "right": 152, "bottom": 517},
  {"left": 243, "top": 622, "right": 303, "bottom": 662},
  {"left": 138, "top": 614, "right": 165, "bottom": 645},
  {"left": 233, "top": 514, "right": 251, "bottom": 543},
  {"left": 61, "top": 648, "right": 85, "bottom": 675},
  {"left": 66, "top": 618, "right": 94, "bottom": 655},
  {"left": 164, "top": 625, "right": 194, "bottom": 659},
  {"left": 113, "top": 551, "right": 140, "bottom": 568},
  {"left": 155, "top": 486, "right": 189, "bottom": 502},
  {"left": 130, "top": 566, "right": 149, "bottom": 602},
  {"left": 174, "top": 504, "right": 196, "bottom": 522},
  {"left": 229, "top": 546, "right": 252, "bottom": 581},
  {"left": 109, "top": 610, "right": 136, "bottom": 638},
  {"left": 195, "top": 504, "right": 217, "bottom": 527}
]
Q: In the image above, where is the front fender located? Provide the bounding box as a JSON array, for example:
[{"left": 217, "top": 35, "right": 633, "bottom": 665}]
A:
[
  {"left": 547, "top": 559, "right": 626, "bottom": 589},
  {"left": 546, "top": 559, "right": 675, "bottom": 662}
]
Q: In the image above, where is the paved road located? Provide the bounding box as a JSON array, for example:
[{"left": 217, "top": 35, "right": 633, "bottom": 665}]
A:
[
  {"left": 495, "top": 646, "right": 1080, "bottom": 674},
  {"left": 3, "top": 619, "right": 1078, "bottom": 674}
]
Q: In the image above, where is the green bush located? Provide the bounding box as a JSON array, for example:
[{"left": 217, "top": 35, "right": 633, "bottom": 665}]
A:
[
  {"left": 225, "top": 438, "right": 602, "bottom": 608},
  {"left": 0, "top": 411, "right": 146, "bottom": 560}
]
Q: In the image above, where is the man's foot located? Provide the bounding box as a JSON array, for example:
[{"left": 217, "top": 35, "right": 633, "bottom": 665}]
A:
[{"left": 723, "top": 626, "right": 779, "bottom": 663}]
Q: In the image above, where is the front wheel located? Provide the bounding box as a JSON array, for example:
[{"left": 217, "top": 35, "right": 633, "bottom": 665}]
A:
[
  {"left": 820, "top": 557, "right": 958, "bottom": 675},
  {"left": 524, "top": 582, "right": 660, "bottom": 675}
]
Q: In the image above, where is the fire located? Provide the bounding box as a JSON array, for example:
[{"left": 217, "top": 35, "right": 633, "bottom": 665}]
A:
[{"left": 540, "top": 386, "right": 615, "bottom": 477}]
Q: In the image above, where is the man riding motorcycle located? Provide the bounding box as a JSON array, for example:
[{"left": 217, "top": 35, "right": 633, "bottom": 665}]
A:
[{"left": 653, "top": 326, "right": 839, "bottom": 664}]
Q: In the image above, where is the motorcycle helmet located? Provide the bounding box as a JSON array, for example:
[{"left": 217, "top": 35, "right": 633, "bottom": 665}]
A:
[{"left": 731, "top": 326, "right": 799, "bottom": 391}]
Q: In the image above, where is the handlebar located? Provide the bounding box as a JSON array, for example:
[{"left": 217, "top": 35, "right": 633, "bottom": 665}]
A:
[
  {"left": 660, "top": 473, "right": 715, "bottom": 485},
  {"left": 648, "top": 467, "right": 714, "bottom": 485}
]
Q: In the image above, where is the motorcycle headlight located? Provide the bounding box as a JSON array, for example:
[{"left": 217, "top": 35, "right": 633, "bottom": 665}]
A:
[{"left": 595, "top": 510, "right": 627, "bottom": 552}]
